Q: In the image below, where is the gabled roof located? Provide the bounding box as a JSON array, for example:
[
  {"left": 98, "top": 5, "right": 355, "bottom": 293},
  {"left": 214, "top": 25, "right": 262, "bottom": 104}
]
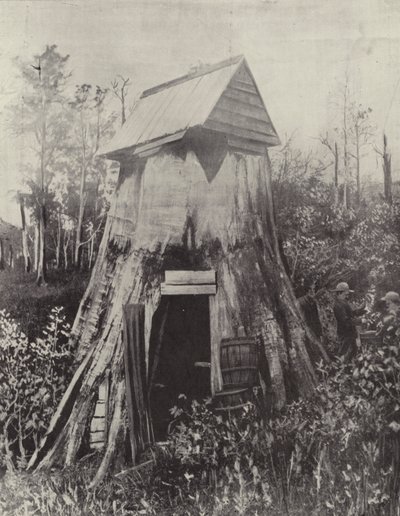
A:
[{"left": 99, "top": 55, "right": 280, "bottom": 158}]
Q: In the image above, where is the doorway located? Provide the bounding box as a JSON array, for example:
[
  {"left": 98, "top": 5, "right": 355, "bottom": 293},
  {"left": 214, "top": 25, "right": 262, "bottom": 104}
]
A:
[{"left": 148, "top": 295, "right": 211, "bottom": 440}]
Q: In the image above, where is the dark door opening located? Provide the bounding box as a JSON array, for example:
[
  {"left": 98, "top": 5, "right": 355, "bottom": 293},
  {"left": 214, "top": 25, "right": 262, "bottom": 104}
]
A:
[{"left": 148, "top": 295, "right": 211, "bottom": 440}]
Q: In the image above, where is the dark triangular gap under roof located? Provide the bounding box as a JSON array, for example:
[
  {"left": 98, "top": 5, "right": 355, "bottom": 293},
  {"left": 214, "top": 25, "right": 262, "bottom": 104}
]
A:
[{"left": 185, "top": 128, "right": 228, "bottom": 184}]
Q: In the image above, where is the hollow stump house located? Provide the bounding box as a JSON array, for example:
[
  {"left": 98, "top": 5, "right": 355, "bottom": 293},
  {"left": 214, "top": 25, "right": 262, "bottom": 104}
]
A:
[{"left": 29, "top": 55, "right": 326, "bottom": 481}]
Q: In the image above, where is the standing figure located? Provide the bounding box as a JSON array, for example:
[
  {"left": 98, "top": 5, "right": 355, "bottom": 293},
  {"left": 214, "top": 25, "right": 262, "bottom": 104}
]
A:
[
  {"left": 297, "top": 278, "right": 325, "bottom": 363},
  {"left": 332, "top": 282, "right": 365, "bottom": 361},
  {"left": 298, "top": 279, "right": 323, "bottom": 341}
]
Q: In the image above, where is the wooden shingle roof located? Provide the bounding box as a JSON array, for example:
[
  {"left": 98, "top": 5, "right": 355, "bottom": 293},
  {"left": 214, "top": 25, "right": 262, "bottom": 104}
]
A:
[{"left": 99, "top": 55, "right": 280, "bottom": 159}]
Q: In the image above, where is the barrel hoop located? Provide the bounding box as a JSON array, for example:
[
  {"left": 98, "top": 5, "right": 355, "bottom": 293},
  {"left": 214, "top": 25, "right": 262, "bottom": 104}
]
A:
[
  {"left": 221, "top": 366, "right": 258, "bottom": 372},
  {"left": 223, "top": 384, "right": 257, "bottom": 390},
  {"left": 214, "top": 387, "right": 249, "bottom": 397},
  {"left": 214, "top": 403, "right": 248, "bottom": 412}
]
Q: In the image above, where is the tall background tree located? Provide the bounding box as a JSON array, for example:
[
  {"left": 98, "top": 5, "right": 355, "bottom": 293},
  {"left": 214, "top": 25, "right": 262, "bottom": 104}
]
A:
[
  {"left": 8, "top": 45, "right": 71, "bottom": 284},
  {"left": 69, "top": 84, "right": 116, "bottom": 269}
]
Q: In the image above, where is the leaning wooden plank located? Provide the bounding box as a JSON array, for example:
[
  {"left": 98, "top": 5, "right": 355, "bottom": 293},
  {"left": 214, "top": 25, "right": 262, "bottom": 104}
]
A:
[
  {"left": 123, "top": 304, "right": 152, "bottom": 465},
  {"left": 160, "top": 283, "right": 217, "bottom": 296},
  {"left": 164, "top": 270, "right": 216, "bottom": 285},
  {"left": 27, "top": 346, "right": 95, "bottom": 470},
  {"left": 209, "top": 294, "right": 223, "bottom": 395}
]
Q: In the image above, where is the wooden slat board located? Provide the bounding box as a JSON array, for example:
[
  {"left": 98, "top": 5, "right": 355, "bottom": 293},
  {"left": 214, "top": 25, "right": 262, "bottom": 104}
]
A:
[
  {"left": 164, "top": 270, "right": 216, "bottom": 285},
  {"left": 216, "top": 95, "right": 271, "bottom": 123},
  {"left": 209, "top": 295, "right": 223, "bottom": 395},
  {"left": 94, "top": 401, "right": 106, "bottom": 418},
  {"left": 204, "top": 119, "right": 276, "bottom": 144},
  {"left": 161, "top": 283, "right": 217, "bottom": 296},
  {"left": 90, "top": 417, "right": 105, "bottom": 433},
  {"left": 224, "top": 87, "right": 265, "bottom": 108},
  {"left": 209, "top": 106, "right": 273, "bottom": 135},
  {"left": 89, "top": 376, "right": 109, "bottom": 450},
  {"left": 229, "top": 79, "right": 258, "bottom": 94}
]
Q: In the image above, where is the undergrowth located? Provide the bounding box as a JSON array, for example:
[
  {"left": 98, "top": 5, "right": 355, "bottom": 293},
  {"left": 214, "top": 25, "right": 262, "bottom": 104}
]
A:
[{"left": 1, "top": 311, "right": 400, "bottom": 514}]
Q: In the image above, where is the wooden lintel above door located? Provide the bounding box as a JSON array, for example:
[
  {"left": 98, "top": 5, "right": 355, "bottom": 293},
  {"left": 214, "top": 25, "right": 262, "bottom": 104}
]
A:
[{"left": 161, "top": 270, "right": 216, "bottom": 296}]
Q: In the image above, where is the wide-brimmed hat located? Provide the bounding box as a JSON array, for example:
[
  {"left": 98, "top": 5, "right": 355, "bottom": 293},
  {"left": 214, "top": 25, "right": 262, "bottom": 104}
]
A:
[
  {"left": 380, "top": 291, "right": 400, "bottom": 304},
  {"left": 332, "top": 282, "right": 354, "bottom": 293}
]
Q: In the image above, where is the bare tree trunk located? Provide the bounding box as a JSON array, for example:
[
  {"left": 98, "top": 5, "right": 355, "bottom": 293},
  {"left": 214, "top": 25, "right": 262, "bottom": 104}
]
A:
[
  {"left": 89, "top": 234, "right": 95, "bottom": 268},
  {"left": 36, "top": 80, "right": 47, "bottom": 286},
  {"left": 342, "top": 79, "right": 349, "bottom": 210},
  {"left": 355, "top": 125, "right": 361, "bottom": 205},
  {"left": 8, "top": 245, "right": 14, "bottom": 268},
  {"left": 19, "top": 195, "right": 31, "bottom": 273},
  {"left": 34, "top": 223, "right": 40, "bottom": 272},
  {"left": 383, "top": 133, "right": 392, "bottom": 206},
  {"left": 63, "top": 230, "right": 71, "bottom": 270},
  {"left": 36, "top": 206, "right": 47, "bottom": 285},
  {"left": 112, "top": 76, "right": 130, "bottom": 126},
  {"left": 0, "top": 238, "right": 4, "bottom": 270},
  {"left": 334, "top": 142, "right": 339, "bottom": 206},
  {"left": 74, "top": 115, "right": 87, "bottom": 269},
  {"left": 56, "top": 210, "right": 61, "bottom": 268}
]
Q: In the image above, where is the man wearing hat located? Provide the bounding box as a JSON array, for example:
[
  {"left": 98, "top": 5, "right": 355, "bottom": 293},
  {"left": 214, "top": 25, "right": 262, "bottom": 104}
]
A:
[{"left": 333, "top": 282, "right": 365, "bottom": 361}]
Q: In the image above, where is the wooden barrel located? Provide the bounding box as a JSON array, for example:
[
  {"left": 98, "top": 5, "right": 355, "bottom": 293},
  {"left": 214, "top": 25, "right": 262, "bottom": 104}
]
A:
[
  {"left": 220, "top": 337, "right": 258, "bottom": 388},
  {"left": 213, "top": 387, "right": 252, "bottom": 413}
]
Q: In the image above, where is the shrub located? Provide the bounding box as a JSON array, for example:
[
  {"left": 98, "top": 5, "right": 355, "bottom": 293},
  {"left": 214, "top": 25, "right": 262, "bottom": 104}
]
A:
[
  {"left": 0, "top": 307, "right": 74, "bottom": 469},
  {"left": 153, "top": 346, "right": 400, "bottom": 515}
]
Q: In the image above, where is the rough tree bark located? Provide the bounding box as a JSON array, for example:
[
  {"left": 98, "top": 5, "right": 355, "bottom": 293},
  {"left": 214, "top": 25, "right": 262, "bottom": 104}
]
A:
[
  {"left": 28, "top": 146, "right": 328, "bottom": 481},
  {"left": 19, "top": 194, "right": 31, "bottom": 273},
  {"left": 36, "top": 81, "right": 47, "bottom": 286},
  {"left": 8, "top": 244, "right": 13, "bottom": 268},
  {"left": 334, "top": 141, "right": 339, "bottom": 206},
  {"left": 0, "top": 238, "right": 4, "bottom": 270},
  {"left": 55, "top": 209, "right": 62, "bottom": 269},
  {"left": 36, "top": 207, "right": 47, "bottom": 285},
  {"left": 33, "top": 223, "right": 39, "bottom": 272},
  {"left": 74, "top": 118, "right": 87, "bottom": 269},
  {"left": 383, "top": 133, "right": 392, "bottom": 206}
]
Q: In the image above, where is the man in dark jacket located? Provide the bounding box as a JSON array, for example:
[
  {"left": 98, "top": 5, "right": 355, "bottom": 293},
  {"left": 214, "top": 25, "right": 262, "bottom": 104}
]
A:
[
  {"left": 298, "top": 279, "right": 323, "bottom": 341},
  {"left": 297, "top": 278, "right": 324, "bottom": 363},
  {"left": 333, "top": 282, "right": 365, "bottom": 361}
]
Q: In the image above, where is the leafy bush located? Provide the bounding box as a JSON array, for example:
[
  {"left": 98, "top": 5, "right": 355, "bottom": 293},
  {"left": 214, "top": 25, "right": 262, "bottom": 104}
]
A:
[
  {"left": 0, "top": 307, "right": 74, "bottom": 469},
  {"left": 152, "top": 342, "right": 400, "bottom": 515}
]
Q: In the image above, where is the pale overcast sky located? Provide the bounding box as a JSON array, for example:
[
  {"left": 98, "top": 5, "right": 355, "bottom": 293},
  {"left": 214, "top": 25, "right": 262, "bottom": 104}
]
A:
[{"left": 1, "top": 0, "right": 400, "bottom": 225}]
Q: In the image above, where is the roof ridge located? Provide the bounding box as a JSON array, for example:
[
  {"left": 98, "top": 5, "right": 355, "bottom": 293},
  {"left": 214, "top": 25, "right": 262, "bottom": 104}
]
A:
[{"left": 141, "top": 55, "right": 244, "bottom": 99}]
